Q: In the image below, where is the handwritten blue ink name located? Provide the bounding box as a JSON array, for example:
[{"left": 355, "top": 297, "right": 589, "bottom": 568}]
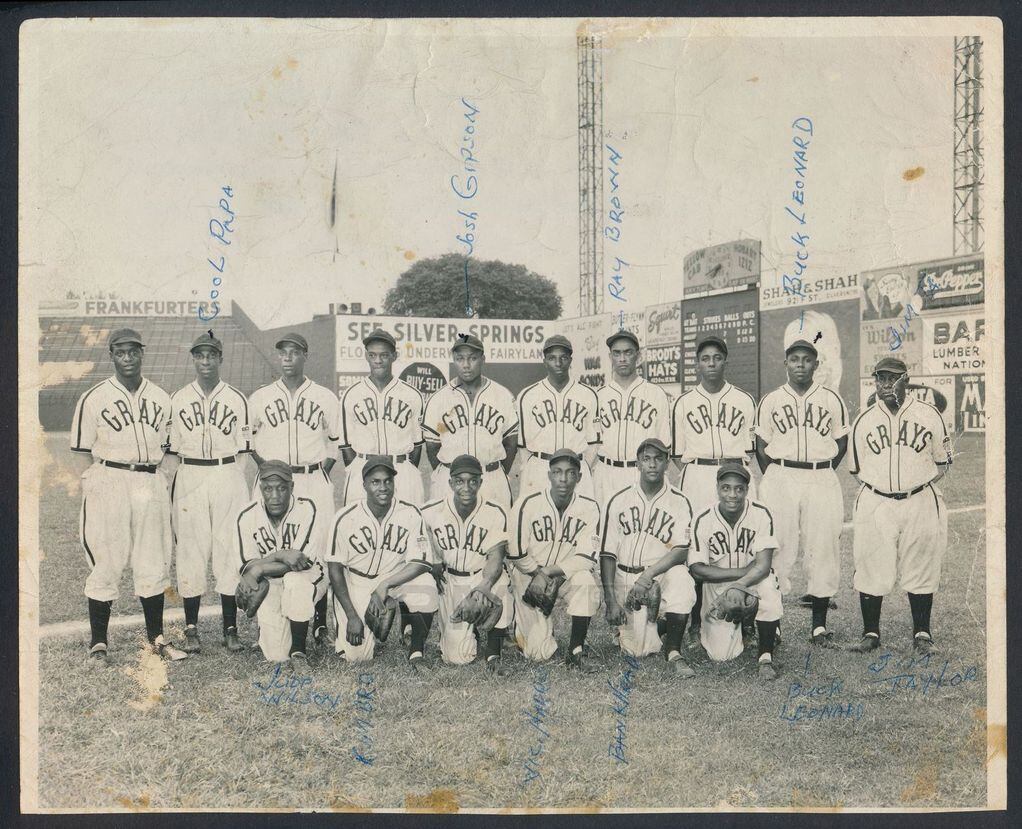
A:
[
  {"left": 521, "top": 666, "right": 551, "bottom": 787},
  {"left": 782, "top": 118, "right": 813, "bottom": 303},
  {"left": 199, "top": 186, "right": 234, "bottom": 322},
  {"left": 887, "top": 275, "right": 941, "bottom": 351},
  {"left": 607, "top": 654, "right": 640, "bottom": 764},
  {"left": 251, "top": 663, "right": 342, "bottom": 709},
  {"left": 605, "top": 144, "right": 628, "bottom": 327},
  {"left": 778, "top": 676, "right": 865, "bottom": 724},
  {"left": 451, "top": 98, "right": 480, "bottom": 315},
  {"left": 350, "top": 672, "right": 376, "bottom": 766},
  {"left": 865, "top": 651, "right": 979, "bottom": 694}
]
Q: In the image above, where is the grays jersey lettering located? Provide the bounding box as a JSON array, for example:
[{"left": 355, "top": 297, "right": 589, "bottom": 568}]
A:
[
  {"left": 100, "top": 396, "right": 165, "bottom": 434},
  {"left": 348, "top": 523, "right": 410, "bottom": 557},
  {"left": 597, "top": 396, "right": 657, "bottom": 430},
  {"left": 529, "top": 514, "right": 589, "bottom": 546},
  {"left": 863, "top": 420, "right": 933, "bottom": 455},
  {"left": 352, "top": 395, "right": 414, "bottom": 429},
  {"left": 769, "top": 401, "right": 832, "bottom": 437},
  {"left": 615, "top": 506, "right": 676, "bottom": 545},
  {"left": 252, "top": 521, "right": 304, "bottom": 556},
  {"left": 176, "top": 399, "right": 238, "bottom": 435},
  {"left": 685, "top": 401, "right": 746, "bottom": 437},
  {"left": 530, "top": 398, "right": 590, "bottom": 431},
  {"left": 441, "top": 402, "right": 505, "bottom": 436},
  {"left": 432, "top": 522, "right": 489, "bottom": 555},
  {"left": 262, "top": 396, "right": 326, "bottom": 429},
  {"left": 707, "top": 526, "right": 757, "bottom": 561}
]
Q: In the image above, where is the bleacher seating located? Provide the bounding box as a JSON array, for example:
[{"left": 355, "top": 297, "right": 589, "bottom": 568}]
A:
[{"left": 39, "top": 316, "right": 277, "bottom": 431}]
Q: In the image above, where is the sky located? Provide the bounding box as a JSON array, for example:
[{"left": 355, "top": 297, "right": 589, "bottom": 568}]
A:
[{"left": 21, "top": 17, "right": 973, "bottom": 328}]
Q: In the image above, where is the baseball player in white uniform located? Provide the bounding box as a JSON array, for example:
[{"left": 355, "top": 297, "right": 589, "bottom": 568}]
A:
[
  {"left": 507, "top": 449, "right": 603, "bottom": 670},
  {"left": 70, "top": 327, "right": 187, "bottom": 662},
  {"left": 249, "top": 332, "right": 339, "bottom": 644},
  {"left": 339, "top": 328, "right": 425, "bottom": 506},
  {"left": 422, "top": 334, "right": 518, "bottom": 510},
  {"left": 600, "top": 438, "right": 697, "bottom": 676},
  {"left": 671, "top": 335, "right": 757, "bottom": 642},
  {"left": 846, "top": 357, "right": 952, "bottom": 656},
  {"left": 594, "top": 330, "right": 671, "bottom": 507},
  {"left": 421, "top": 455, "right": 514, "bottom": 671},
  {"left": 515, "top": 335, "right": 599, "bottom": 500},
  {"left": 235, "top": 460, "right": 327, "bottom": 665},
  {"left": 167, "top": 332, "right": 252, "bottom": 653},
  {"left": 755, "top": 338, "right": 848, "bottom": 645},
  {"left": 327, "top": 456, "right": 439, "bottom": 664},
  {"left": 688, "top": 463, "right": 783, "bottom": 681}
]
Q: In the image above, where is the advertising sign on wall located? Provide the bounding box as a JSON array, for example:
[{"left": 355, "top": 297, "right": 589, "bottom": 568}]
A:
[
  {"left": 683, "top": 240, "right": 761, "bottom": 296},
  {"left": 921, "top": 310, "right": 985, "bottom": 374},
  {"left": 957, "top": 374, "right": 986, "bottom": 432},
  {"left": 917, "top": 256, "right": 984, "bottom": 311}
]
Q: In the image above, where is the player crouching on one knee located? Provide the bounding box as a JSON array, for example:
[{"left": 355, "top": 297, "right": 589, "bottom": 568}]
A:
[
  {"left": 507, "top": 449, "right": 603, "bottom": 673},
  {"left": 422, "top": 455, "right": 514, "bottom": 674},
  {"left": 687, "top": 462, "right": 783, "bottom": 681},
  {"left": 599, "top": 438, "right": 699, "bottom": 678},
  {"left": 326, "top": 456, "right": 439, "bottom": 665},
  {"left": 234, "top": 461, "right": 328, "bottom": 667}
]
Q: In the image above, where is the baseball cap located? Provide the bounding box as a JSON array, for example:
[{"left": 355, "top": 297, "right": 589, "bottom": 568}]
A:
[
  {"left": 258, "top": 459, "right": 293, "bottom": 482},
  {"left": 449, "top": 454, "right": 483, "bottom": 476},
  {"left": 716, "top": 461, "right": 751, "bottom": 483},
  {"left": 542, "top": 335, "right": 574, "bottom": 354},
  {"left": 547, "top": 448, "right": 582, "bottom": 469},
  {"left": 275, "top": 332, "right": 309, "bottom": 352},
  {"left": 361, "top": 455, "right": 397, "bottom": 479},
  {"left": 363, "top": 329, "right": 397, "bottom": 350},
  {"left": 606, "top": 330, "right": 640, "bottom": 350},
  {"left": 108, "top": 328, "right": 144, "bottom": 349},
  {"left": 696, "top": 335, "right": 728, "bottom": 357},
  {"left": 189, "top": 332, "right": 223, "bottom": 354},
  {"left": 785, "top": 338, "right": 818, "bottom": 358},
  {"left": 636, "top": 437, "right": 670, "bottom": 458},
  {"left": 873, "top": 357, "right": 908, "bottom": 376},
  {"left": 452, "top": 333, "right": 485, "bottom": 354}
]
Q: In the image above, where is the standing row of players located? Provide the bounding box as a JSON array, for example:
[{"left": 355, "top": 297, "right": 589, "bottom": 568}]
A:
[{"left": 70, "top": 325, "right": 952, "bottom": 675}]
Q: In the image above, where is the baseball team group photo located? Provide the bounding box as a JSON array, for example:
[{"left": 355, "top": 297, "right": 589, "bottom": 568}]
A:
[{"left": 19, "top": 16, "right": 1002, "bottom": 814}]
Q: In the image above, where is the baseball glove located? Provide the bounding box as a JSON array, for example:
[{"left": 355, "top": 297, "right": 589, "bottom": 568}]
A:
[
  {"left": 710, "top": 582, "right": 759, "bottom": 624},
  {"left": 451, "top": 587, "right": 503, "bottom": 632},
  {"left": 522, "top": 570, "right": 564, "bottom": 617},
  {"left": 364, "top": 593, "right": 399, "bottom": 641},
  {"left": 625, "top": 577, "right": 663, "bottom": 621},
  {"left": 235, "top": 578, "right": 270, "bottom": 618}
]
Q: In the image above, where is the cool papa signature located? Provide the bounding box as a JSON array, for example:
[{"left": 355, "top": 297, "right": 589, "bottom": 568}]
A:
[{"left": 252, "top": 664, "right": 343, "bottom": 709}]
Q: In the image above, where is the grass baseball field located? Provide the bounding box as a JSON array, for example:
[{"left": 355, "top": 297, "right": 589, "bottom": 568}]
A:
[{"left": 31, "top": 432, "right": 989, "bottom": 810}]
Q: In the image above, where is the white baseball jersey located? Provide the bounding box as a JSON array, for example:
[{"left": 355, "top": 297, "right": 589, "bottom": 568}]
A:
[
  {"left": 235, "top": 496, "right": 322, "bottom": 570},
  {"left": 595, "top": 378, "right": 671, "bottom": 461},
  {"left": 671, "top": 383, "right": 756, "bottom": 460},
  {"left": 169, "top": 381, "right": 250, "bottom": 459},
  {"left": 422, "top": 377, "right": 518, "bottom": 463},
  {"left": 249, "top": 378, "right": 340, "bottom": 465},
  {"left": 327, "top": 499, "right": 430, "bottom": 577},
  {"left": 516, "top": 379, "right": 599, "bottom": 454},
  {"left": 70, "top": 376, "right": 171, "bottom": 463},
  {"left": 755, "top": 383, "right": 849, "bottom": 462},
  {"left": 689, "top": 500, "right": 777, "bottom": 570},
  {"left": 848, "top": 398, "right": 951, "bottom": 493},
  {"left": 509, "top": 490, "right": 602, "bottom": 572},
  {"left": 600, "top": 483, "right": 693, "bottom": 570},
  {"left": 339, "top": 377, "right": 424, "bottom": 455},
  {"left": 421, "top": 497, "right": 508, "bottom": 573}
]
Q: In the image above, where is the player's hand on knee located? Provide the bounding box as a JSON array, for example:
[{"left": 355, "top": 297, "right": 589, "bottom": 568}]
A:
[
  {"left": 346, "top": 615, "right": 365, "bottom": 647},
  {"left": 605, "top": 600, "right": 626, "bottom": 627}
]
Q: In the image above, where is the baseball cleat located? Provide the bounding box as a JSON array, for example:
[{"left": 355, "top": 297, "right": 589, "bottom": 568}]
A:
[
  {"left": 313, "top": 625, "right": 328, "bottom": 647},
  {"left": 565, "top": 649, "right": 599, "bottom": 674},
  {"left": 153, "top": 635, "right": 189, "bottom": 662},
  {"left": 408, "top": 651, "right": 427, "bottom": 671},
  {"left": 288, "top": 651, "right": 309, "bottom": 672},
  {"left": 758, "top": 659, "right": 778, "bottom": 682},
  {"left": 686, "top": 625, "right": 702, "bottom": 650},
  {"left": 668, "top": 652, "right": 696, "bottom": 679},
  {"left": 183, "top": 625, "right": 202, "bottom": 654},
  {"left": 88, "top": 642, "right": 108, "bottom": 662},
  {"left": 811, "top": 627, "right": 836, "bottom": 648},
  {"left": 913, "top": 633, "right": 938, "bottom": 656},
  {"left": 222, "top": 627, "right": 245, "bottom": 653},
  {"left": 846, "top": 634, "right": 881, "bottom": 653}
]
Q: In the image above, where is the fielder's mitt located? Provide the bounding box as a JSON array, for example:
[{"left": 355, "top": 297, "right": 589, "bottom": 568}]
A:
[
  {"left": 624, "top": 577, "right": 663, "bottom": 621},
  {"left": 451, "top": 587, "right": 503, "bottom": 632},
  {"left": 522, "top": 570, "right": 564, "bottom": 617},
  {"left": 235, "top": 578, "right": 270, "bottom": 618},
  {"left": 710, "top": 582, "right": 759, "bottom": 624},
  {"left": 364, "top": 593, "right": 399, "bottom": 641}
]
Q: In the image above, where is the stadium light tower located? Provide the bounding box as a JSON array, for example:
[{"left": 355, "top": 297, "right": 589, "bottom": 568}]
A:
[
  {"left": 578, "top": 28, "right": 604, "bottom": 316},
  {"left": 953, "top": 36, "right": 984, "bottom": 255}
]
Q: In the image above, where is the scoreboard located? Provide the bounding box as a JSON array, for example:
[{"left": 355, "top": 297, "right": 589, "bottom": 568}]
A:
[{"left": 680, "top": 289, "right": 760, "bottom": 397}]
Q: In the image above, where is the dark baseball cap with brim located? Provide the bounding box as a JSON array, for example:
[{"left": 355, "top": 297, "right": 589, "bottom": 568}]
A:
[
  {"left": 362, "top": 456, "right": 397, "bottom": 479},
  {"left": 716, "top": 461, "right": 751, "bottom": 483},
  {"left": 452, "top": 333, "right": 485, "bottom": 354},
  {"left": 785, "top": 338, "right": 818, "bottom": 358},
  {"left": 696, "top": 335, "right": 728, "bottom": 357},
  {"left": 636, "top": 437, "right": 670, "bottom": 458},
  {"left": 542, "top": 335, "right": 573, "bottom": 354},
  {"left": 275, "top": 332, "right": 309, "bottom": 352},
  {"left": 190, "top": 332, "right": 223, "bottom": 354},
  {"left": 547, "top": 448, "right": 582, "bottom": 469},
  {"left": 606, "top": 330, "right": 640, "bottom": 350},
  {"left": 873, "top": 357, "right": 908, "bottom": 376},
  {"left": 258, "top": 459, "right": 293, "bottom": 482},
  {"left": 363, "top": 329, "right": 397, "bottom": 350},
  {"left": 109, "top": 328, "right": 144, "bottom": 349},
  {"left": 449, "top": 454, "right": 483, "bottom": 477}
]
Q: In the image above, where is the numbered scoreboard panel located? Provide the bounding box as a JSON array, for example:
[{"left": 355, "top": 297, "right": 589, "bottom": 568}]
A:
[{"left": 680, "top": 289, "right": 760, "bottom": 398}]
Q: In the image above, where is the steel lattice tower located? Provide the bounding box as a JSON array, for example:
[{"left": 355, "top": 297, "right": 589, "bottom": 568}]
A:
[
  {"left": 578, "top": 32, "right": 604, "bottom": 316},
  {"left": 953, "top": 36, "right": 984, "bottom": 255}
]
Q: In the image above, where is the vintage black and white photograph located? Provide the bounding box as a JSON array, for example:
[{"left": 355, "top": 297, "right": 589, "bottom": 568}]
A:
[{"left": 18, "top": 15, "right": 1005, "bottom": 813}]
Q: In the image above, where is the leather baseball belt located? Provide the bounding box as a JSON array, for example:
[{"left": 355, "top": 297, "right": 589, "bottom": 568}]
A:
[
  {"left": 769, "top": 458, "right": 836, "bottom": 470},
  {"left": 617, "top": 562, "right": 645, "bottom": 575},
  {"left": 290, "top": 462, "right": 324, "bottom": 474},
  {"left": 862, "top": 482, "right": 929, "bottom": 500},
  {"left": 599, "top": 456, "right": 637, "bottom": 468},
  {"left": 181, "top": 456, "right": 237, "bottom": 466},
  {"left": 99, "top": 459, "right": 157, "bottom": 473},
  {"left": 691, "top": 457, "right": 746, "bottom": 466},
  {"left": 356, "top": 451, "right": 410, "bottom": 464},
  {"left": 440, "top": 460, "right": 502, "bottom": 472}
]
